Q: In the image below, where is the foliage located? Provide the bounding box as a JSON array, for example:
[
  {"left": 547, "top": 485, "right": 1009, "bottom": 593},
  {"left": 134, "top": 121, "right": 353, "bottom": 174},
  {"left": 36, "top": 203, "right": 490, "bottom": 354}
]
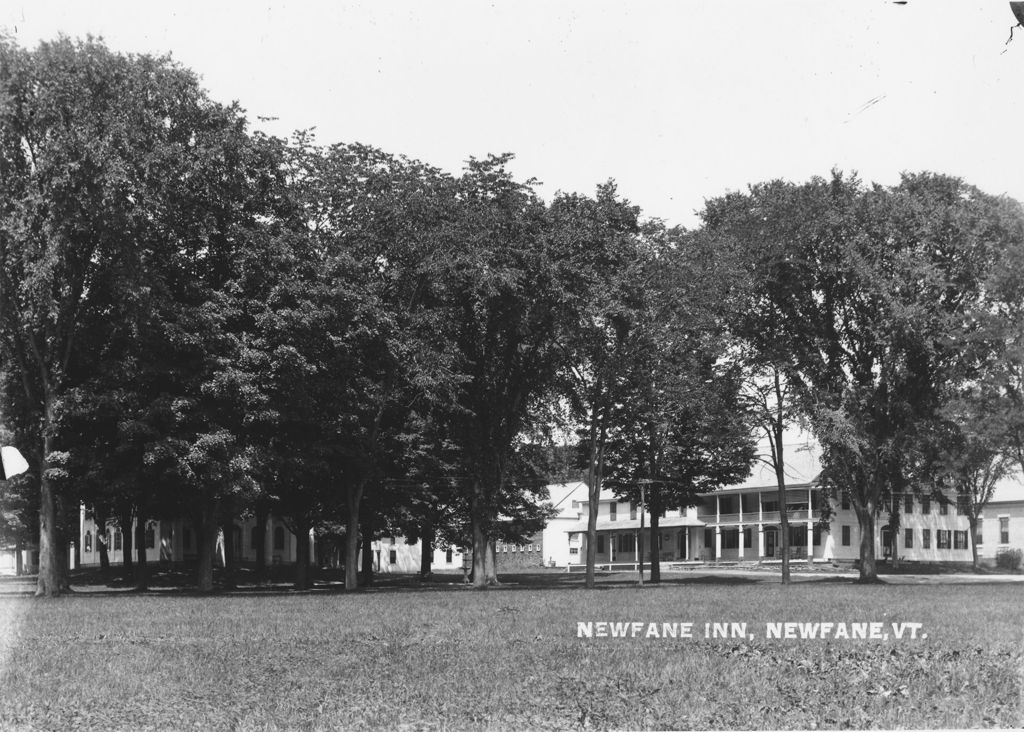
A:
[
  {"left": 996, "top": 548, "right": 1022, "bottom": 570},
  {"left": 702, "top": 171, "right": 1024, "bottom": 581}
]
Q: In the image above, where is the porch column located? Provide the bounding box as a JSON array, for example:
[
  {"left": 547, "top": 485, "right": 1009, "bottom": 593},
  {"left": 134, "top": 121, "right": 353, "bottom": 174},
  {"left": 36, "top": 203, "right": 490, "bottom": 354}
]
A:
[
  {"left": 714, "top": 526, "right": 721, "bottom": 561},
  {"left": 684, "top": 527, "right": 689, "bottom": 560},
  {"left": 807, "top": 486, "right": 813, "bottom": 521},
  {"left": 806, "top": 520, "right": 813, "bottom": 562},
  {"left": 738, "top": 524, "right": 745, "bottom": 559},
  {"left": 609, "top": 533, "right": 615, "bottom": 562},
  {"left": 757, "top": 524, "right": 764, "bottom": 559}
]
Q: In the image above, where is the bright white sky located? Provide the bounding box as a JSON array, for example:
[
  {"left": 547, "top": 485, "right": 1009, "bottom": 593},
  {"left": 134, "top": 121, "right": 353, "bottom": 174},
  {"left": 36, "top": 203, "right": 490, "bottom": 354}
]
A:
[{"left": 2, "top": 1, "right": 1023, "bottom": 228}]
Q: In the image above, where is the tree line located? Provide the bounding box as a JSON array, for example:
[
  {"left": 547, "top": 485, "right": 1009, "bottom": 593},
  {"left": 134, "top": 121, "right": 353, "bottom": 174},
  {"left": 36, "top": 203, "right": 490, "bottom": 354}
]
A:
[{"left": 1, "top": 36, "right": 1022, "bottom": 596}]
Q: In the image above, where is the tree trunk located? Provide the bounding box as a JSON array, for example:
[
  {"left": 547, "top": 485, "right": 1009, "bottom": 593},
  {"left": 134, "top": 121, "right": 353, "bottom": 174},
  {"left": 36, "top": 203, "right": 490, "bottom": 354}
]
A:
[
  {"left": 220, "top": 516, "right": 236, "bottom": 590},
  {"left": 56, "top": 497, "right": 72, "bottom": 592},
  {"left": 294, "top": 518, "right": 310, "bottom": 590},
  {"left": 584, "top": 403, "right": 603, "bottom": 589},
  {"left": 856, "top": 501, "right": 878, "bottom": 582},
  {"left": 359, "top": 528, "right": 374, "bottom": 586},
  {"left": 649, "top": 493, "right": 661, "bottom": 584},
  {"left": 470, "top": 489, "right": 497, "bottom": 589},
  {"left": 484, "top": 537, "right": 499, "bottom": 585},
  {"left": 420, "top": 522, "right": 434, "bottom": 579},
  {"left": 134, "top": 508, "right": 148, "bottom": 591},
  {"left": 773, "top": 430, "right": 791, "bottom": 585},
  {"left": 120, "top": 507, "right": 134, "bottom": 584},
  {"left": 254, "top": 503, "right": 268, "bottom": 584},
  {"left": 195, "top": 498, "right": 217, "bottom": 592},
  {"left": 345, "top": 481, "right": 365, "bottom": 590},
  {"left": 35, "top": 424, "right": 62, "bottom": 597},
  {"left": 968, "top": 515, "right": 980, "bottom": 571},
  {"left": 95, "top": 508, "right": 110, "bottom": 576}
]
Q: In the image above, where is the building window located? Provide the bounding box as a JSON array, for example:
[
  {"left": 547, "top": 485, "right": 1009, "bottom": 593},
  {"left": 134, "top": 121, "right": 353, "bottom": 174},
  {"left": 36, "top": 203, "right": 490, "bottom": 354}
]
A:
[
  {"left": 1000, "top": 517, "right": 1009, "bottom": 544},
  {"left": 904, "top": 494, "right": 913, "bottom": 513},
  {"left": 812, "top": 526, "right": 821, "bottom": 546},
  {"left": 389, "top": 549, "right": 397, "bottom": 564},
  {"left": 904, "top": 528, "right": 913, "bottom": 549},
  {"left": 609, "top": 503, "right": 617, "bottom": 521},
  {"left": 937, "top": 530, "right": 951, "bottom": 549},
  {"left": 84, "top": 530, "right": 92, "bottom": 553},
  {"left": 939, "top": 500, "right": 948, "bottom": 516},
  {"left": 841, "top": 492, "right": 850, "bottom": 511},
  {"left": 597, "top": 535, "right": 606, "bottom": 554},
  {"left": 721, "top": 529, "right": 739, "bottom": 550},
  {"left": 571, "top": 500, "right": 579, "bottom": 509},
  {"left": 145, "top": 524, "right": 155, "bottom": 549},
  {"left": 273, "top": 526, "right": 285, "bottom": 551},
  {"left": 841, "top": 525, "right": 850, "bottom": 546},
  {"left": 954, "top": 530, "right": 968, "bottom": 550},
  {"left": 617, "top": 534, "right": 634, "bottom": 553},
  {"left": 251, "top": 527, "right": 260, "bottom": 550},
  {"left": 569, "top": 547, "right": 579, "bottom": 555},
  {"left": 446, "top": 548, "right": 453, "bottom": 563},
  {"left": 113, "top": 530, "right": 122, "bottom": 551},
  {"left": 975, "top": 518, "right": 983, "bottom": 546},
  {"left": 630, "top": 503, "right": 637, "bottom": 520},
  {"left": 922, "top": 529, "right": 931, "bottom": 549}
]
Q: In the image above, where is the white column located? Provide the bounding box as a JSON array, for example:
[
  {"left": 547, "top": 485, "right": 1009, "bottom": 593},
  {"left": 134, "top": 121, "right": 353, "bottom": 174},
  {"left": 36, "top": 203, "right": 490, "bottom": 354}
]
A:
[
  {"left": 609, "top": 534, "right": 615, "bottom": 562},
  {"left": 738, "top": 524, "right": 745, "bottom": 559},
  {"left": 714, "top": 526, "right": 721, "bottom": 560},
  {"left": 806, "top": 520, "right": 813, "bottom": 561},
  {"left": 758, "top": 525, "right": 764, "bottom": 559}
]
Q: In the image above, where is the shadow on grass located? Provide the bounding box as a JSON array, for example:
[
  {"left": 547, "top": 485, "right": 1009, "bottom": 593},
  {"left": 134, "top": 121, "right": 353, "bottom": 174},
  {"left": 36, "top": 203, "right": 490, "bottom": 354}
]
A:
[{"left": 37, "top": 565, "right": 878, "bottom": 598}]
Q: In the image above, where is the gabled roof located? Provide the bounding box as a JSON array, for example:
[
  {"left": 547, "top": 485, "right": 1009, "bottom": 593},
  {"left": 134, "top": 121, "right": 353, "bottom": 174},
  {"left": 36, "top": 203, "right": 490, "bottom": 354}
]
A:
[
  {"left": 719, "top": 435, "right": 821, "bottom": 492},
  {"left": 989, "top": 472, "right": 1024, "bottom": 504}
]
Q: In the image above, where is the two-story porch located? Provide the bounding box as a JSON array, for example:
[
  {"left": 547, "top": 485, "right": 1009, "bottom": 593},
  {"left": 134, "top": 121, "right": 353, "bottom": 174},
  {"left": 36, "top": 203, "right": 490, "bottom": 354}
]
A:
[
  {"left": 567, "top": 515, "right": 707, "bottom": 567},
  {"left": 696, "top": 484, "right": 833, "bottom": 562}
]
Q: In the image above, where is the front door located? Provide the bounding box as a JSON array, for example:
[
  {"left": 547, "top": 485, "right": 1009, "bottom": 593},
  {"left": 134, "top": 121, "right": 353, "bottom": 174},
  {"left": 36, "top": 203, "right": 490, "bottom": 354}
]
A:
[{"left": 765, "top": 528, "right": 777, "bottom": 558}]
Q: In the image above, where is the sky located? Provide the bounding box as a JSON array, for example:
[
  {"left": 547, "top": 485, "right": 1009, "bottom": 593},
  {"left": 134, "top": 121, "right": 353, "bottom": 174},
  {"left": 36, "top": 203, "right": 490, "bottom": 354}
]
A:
[{"left": 1, "top": 1, "right": 1023, "bottom": 229}]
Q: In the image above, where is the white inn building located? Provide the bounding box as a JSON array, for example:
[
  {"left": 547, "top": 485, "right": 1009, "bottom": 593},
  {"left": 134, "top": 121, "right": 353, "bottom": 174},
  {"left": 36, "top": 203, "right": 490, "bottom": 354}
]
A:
[{"left": 562, "top": 440, "right": 1024, "bottom": 569}]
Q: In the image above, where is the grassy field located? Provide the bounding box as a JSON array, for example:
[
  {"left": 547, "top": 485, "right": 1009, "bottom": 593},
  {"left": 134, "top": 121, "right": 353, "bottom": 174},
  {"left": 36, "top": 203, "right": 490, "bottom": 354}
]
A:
[{"left": 0, "top": 572, "right": 1020, "bottom": 729}]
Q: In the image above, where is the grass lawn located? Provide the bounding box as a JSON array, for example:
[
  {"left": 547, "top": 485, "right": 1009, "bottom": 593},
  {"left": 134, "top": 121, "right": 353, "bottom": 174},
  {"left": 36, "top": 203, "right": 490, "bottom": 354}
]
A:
[{"left": 0, "top": 572, "right": 1020, "bottom": 729}]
